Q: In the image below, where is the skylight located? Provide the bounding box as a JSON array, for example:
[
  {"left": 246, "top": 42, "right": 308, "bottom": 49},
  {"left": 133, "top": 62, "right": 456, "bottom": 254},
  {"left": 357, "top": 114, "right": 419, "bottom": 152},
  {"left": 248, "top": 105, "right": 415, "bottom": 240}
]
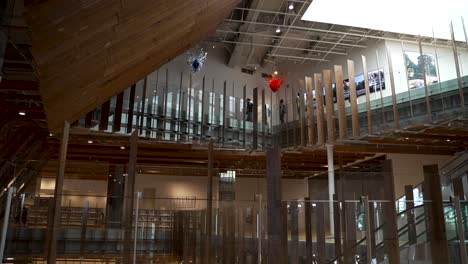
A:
[{"left": 302, "top": 0, "right": 468, "bottom": 41}]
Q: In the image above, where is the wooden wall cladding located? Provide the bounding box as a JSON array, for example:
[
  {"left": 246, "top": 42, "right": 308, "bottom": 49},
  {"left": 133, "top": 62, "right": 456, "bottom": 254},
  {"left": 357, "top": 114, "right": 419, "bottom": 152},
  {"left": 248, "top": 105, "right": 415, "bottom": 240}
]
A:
[{"left": 26, "top": 0, "right": 240, "bottom": 132}]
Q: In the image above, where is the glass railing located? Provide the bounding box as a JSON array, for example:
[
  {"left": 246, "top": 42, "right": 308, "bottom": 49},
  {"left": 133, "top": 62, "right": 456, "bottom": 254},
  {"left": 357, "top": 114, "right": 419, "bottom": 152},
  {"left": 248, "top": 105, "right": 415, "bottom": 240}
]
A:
[{"left": 3, "top": 190, "right": 468, "bottom": 263}]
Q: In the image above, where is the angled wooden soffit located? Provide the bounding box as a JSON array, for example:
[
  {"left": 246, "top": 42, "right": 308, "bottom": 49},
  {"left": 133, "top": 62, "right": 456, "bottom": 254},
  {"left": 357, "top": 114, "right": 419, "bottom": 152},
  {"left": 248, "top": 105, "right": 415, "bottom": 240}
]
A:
[{"left": 27, "top": 0, "right": 240, "bottom": 132}]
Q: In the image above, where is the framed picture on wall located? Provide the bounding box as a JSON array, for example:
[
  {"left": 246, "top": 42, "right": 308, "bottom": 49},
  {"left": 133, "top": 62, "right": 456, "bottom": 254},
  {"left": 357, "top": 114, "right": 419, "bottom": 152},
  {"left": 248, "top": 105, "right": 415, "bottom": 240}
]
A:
[{"left": 404, "top": 51, "right": 438, "bottom": 89}]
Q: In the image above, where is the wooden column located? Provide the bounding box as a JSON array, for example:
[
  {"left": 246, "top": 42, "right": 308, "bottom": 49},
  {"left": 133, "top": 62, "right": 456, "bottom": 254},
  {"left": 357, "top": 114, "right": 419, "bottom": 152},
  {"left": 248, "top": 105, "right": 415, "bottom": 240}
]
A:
[
  {"left": 100, "top": 100, "right": 110, "bottom": 131},
  {"left": 316, "top": 202, "right": 326, "bottom": 264},
  {"left": 112, "top": 92, "right": 124, "bottom": 132},
  {"left": 314, "top": 74, "right": 325, "bottom": 145},
  {"left": 176, "top": 73, "right": 183, "bottom": 141},
  {"left": 334, "top": 65, "right": 347, "bottom": 139},
  {"left": 347, "top": 60, "right": 359, "bottom": 137},
  {"left": 323, "top": 70, "right": 335, "bottom": 143},
  {"left": 127, "top": 84, "right": 136, "bottom": 133},
  {"left": 253, "top": 87, "right": 258, "bottom": 149},
  {"left": 46, "top": 121, "right": 70, "bottom": 263},
  {"left": 290, "top": 200, "right": 299, "bottom": 264},
  {"left": 222, "top": 81, "right": 227, "bottom": 146},
  {"left": 418, "top": 38, "right": 433, "bottom": 122},
  {"left": 345, "top": 198, "right": 357, "bottom": 264},
  {"left": 262, "top": 89, "right": 266, "bottom": 150},
  {"left": 362, "top": 55, "right": 372, "bottom": 134},
  {"left": 123, "top": 130, "right": 138, "bottom": 264},
  {"left": 304, "top": 198, "right": 313, "bottom": 264},
  {"left": 200, "top": 76, "right": 206, "bottom": 142},
  {"left": 206, "top": 139, "right": 213, "bottom": 262},
  {"left": 385, "top": 45, "right": 399, "bottom": 129},
  {"left": 85, "top": 111, "right": 93, "bottom": 128},
  {"left": 266, "top": 147, "right": 283, "bottom": 264},
  {"left": 299, "top": 88, "right": 306, "bottom": 147},
  {"left": 453, "top": 177, "right": 465, "bottom": 200},
  {"left": 305, "top": 77, "right": 315, "bottom": 145},
  {"left": 368, "top": 200, "right": 377, "bottom": 259},
  {"left": 404, "top": 185, "right": 417, "bottom": 245},
  {"left": 423, "top": 164, "right": 449, "bottom": 263},
  {"left": 333, "top": 194, "right": 342, "bottom": 261},
  {"left": 382, "top": 159, "right": 400, "bottom": 264},
  {"left": 187, "top": 74, "right": 192, "bottom": 139},
  {"left": 139, "top": 77, "right": 147, "bottom": 135},
  {"left": 113, "top": 92, "right": 124, "bottom": 132},
  {"left": 243, "top": 85, "right": 247, "bottom": 148},
  {"left": 450, "top": 22, "right": 465, "bottom": 113}
]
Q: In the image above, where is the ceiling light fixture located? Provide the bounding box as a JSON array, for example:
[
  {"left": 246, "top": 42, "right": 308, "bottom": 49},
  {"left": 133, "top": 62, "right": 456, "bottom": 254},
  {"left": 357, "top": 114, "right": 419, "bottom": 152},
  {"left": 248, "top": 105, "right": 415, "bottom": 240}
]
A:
[
  {"left": 446, "top": 139, "right": 451, "bottom": 142},
  {"left": 289, "top": 3, "right": 294, "bottom": 9},
  {"left": 120, "top": 146, "right": 125, "bottom": 150},
  {"left": 276, "top": 27, "right": 281, "bottom": 33},
  {"left": 88, "top": 140, "right": 93, "bottom": 144},
  {"left": 274, "top": 70, "right": 278, "bottom": 75},
  {"left": 18, "top": 111, "right": 26, "bottom": 116}
]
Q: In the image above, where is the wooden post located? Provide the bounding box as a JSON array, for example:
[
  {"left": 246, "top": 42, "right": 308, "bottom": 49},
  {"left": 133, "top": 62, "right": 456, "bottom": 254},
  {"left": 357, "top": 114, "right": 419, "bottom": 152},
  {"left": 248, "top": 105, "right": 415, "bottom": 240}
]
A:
[
  {"left": 187, "top": 74, "right": 192, "bottom": 140},
  {"left": 290, "top": 200, "right": 299, "bottom": 264},
  {"left": 46, "top": 121, "right": 70, "bottom": 263},
  {"left": 100, "top": 100, "right": 110, "bottom": 131},
  {"left": 385, "top": 45, "right": 399, "bottom": 129},
  {"left": 85, "top": 111, "right": 93, "bottom": 128},
  {"left": 333, "top": 194, "right": 342, "bottom": 261},
  {"left": 450, "top": 22, "right": 466, "bottom": 113},
  {"left": 299, "top": 88, "right": 306, "bottom": 147},
  {"left": 266, "top": 147, "right": 283, "bottom": 264},
  {"left": 262, "top": 89, "right": 266, "bottom": 150},
  {"left": 347, "top": 60, "right": 360, "bottom": 137},
  {"left": 162, "top": 69, "right": 169, "bottom": 138},
  {"left": 423, "top": 164, "right": 449, "bottom": 263},
  {"left": 362, "top": 55, "right": 372, "bottom": 134},
  {"left": 305, "top": 77, "right": 315, "bottom": 145},
  {"left": 243, "top": 85, "right": 247, "bottom": 149},
  {"left": 177, "top": 73, "right": 183, "bottom": 141},
  {"left": 345, "top": 198, "right": 357, "bottom": 263},
  {"left": 304, "top": 198, "right": 313, "bottom": 264},
  {"left": 418, "top": 37, "right": 433, "bottom": 122},
  {"left": 222, "top": 81, "right": 227, "bottom": 146},
  {"left": 113, "top": 92, "right": 124, "bottom": 132},
  {"left": 334, "top": 65, "right": 347, "bottom": 139},
  {"left": 127, "top": 84, "right": 136, "bottom": 133},
  {"left": 314, "top": 74, "right": 325, "bottom": 145},
  {"left": 400, "top": 41, "right": 414, "bottom": 118},
  {"left": 382, "top": 159, "right": 400, "bottom": 264},
  {"left": 206, "top": 139, "right": 213, "bottom": 262},
  {"left": 139, "top": 77, "right": 147, "bottom": 135},
  {"left": 323, "top": 70, "right": 335, "bottom": 143},
  {"left": 453, "top": 177, "right": 465, "bottom": 200},
  {"left": 200, "top": 76, "right": 206, "bottom": 143},
  {"left": 253, "top": 87, "right": 258, "bottom": 149},
  {"left": 404, "top": 185, "right": 417, "bottom": 245},
  {"left": 123, "top": 130, "right": 138, "bottom": 264},
  {"left": 316, "top": 202, "right": 326, "bottom": 264}
]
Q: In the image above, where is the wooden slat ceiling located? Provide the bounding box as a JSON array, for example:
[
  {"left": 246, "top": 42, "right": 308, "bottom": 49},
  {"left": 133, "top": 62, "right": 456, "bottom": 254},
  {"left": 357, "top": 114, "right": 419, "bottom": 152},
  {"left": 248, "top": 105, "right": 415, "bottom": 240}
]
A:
[{"left": 26, "top": 0, "right": 240, "bottom": 132}]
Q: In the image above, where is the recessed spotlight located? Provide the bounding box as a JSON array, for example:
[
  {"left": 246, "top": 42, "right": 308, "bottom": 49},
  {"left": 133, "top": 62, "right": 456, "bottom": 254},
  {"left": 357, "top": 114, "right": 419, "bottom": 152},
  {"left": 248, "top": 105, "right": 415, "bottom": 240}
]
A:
[
  {"left": 87, "top": 140, "right": 93, "bottom": 144},
  {"left": 446, "top": 139, "right": 451, "bottom": 142},
  {"left": 289, "top": 3, "right": 294, "bottom": 9},
  {"left": 405, "top": 137, "right": 409, "bottom": 140},
  {"left": 18, "top": 111, "right": 26, "bottom": 116},
  {"left": 276, "top": 27, "right": 281, "bottom": 33},
  {"left": 49, "top": 133, "right": 53, "bottom": 137},
  {"left": 120, "top": 146, "right": 125, "bottom": 150},
  {"left": 274, "top": 70, "right": 278, "bottom": 75},
  {"left": 212, "top": 45, "right": 215, "bottom": 48}
]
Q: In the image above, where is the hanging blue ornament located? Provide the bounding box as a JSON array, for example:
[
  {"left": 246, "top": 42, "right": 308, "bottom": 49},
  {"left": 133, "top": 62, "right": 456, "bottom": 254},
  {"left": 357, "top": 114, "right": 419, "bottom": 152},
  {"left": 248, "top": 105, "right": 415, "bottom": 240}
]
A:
[{"left": 187, "top": 48, "right": 207, "bottom": 73}]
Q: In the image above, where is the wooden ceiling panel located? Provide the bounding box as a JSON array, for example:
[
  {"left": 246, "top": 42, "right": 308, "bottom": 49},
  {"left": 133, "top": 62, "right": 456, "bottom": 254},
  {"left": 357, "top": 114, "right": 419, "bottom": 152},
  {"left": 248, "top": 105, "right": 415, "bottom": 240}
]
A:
[{"left": 26, "top": 0, "right": 240, "bottom": 131}]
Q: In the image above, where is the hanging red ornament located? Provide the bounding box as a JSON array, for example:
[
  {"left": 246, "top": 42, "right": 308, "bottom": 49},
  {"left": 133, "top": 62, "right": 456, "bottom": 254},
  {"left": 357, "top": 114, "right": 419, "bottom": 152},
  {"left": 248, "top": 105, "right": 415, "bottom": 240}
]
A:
[{"left": 266, "top": 75, "right": 284, "bottom": 93}]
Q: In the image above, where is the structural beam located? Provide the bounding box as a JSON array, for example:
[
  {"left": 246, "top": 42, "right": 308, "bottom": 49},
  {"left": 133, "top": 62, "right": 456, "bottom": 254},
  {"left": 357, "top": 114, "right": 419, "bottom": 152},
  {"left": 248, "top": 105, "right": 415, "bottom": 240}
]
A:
[
  {"left": 323, "top": 70, "right": 335, "bottom": 143},
  {"left": 347, "top": 60, "right": 359, "bottom": 137},
  {"left": 305, "top": 77, "right": 315, "bottom": 145},
  {"left": 46, "top": 121, "right": 70, "bottom": 263}
]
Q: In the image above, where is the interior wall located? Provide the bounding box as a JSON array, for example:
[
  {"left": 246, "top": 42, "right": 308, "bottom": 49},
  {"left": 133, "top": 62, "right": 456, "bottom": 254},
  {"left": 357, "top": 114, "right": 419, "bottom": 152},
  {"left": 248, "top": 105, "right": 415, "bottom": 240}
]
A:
[{"left": 387, "top": 153, "right": 452, "bottom": 197}]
